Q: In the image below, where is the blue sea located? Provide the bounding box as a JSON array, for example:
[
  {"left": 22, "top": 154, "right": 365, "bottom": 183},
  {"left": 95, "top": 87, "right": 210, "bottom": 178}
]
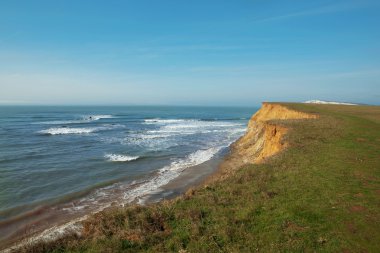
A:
[{"left": 0, "top": 106, "right": 256, "bottom": 244}]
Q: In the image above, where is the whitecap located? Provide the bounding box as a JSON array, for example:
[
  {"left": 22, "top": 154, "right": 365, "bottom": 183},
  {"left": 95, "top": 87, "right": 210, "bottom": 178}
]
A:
[
  {"left": 122, "top": 119, "right": 246, "bottom": 151},
  {"left": 33, "top": 120, "right": 87, "bottom": 125},
  {"left": 34, "top": 115, "right": 114, "bottom": 125},
  {"left": 105, "top": 154, "right": 139, "bottom": 162},
  {"left": 39, "top": 124, "right": 124, "bottom": 136},
  {"left": 39, "top": 127, "right": 96, "bottom": 135},
  {"left": 144, "top": 118, "right": 244, "bottom": 136},
  {"left": 83, "top": 115, "right": 113, "bottom": 121},
  {"left": 144, "top": 119, "right": 196, "bottom": 124}
]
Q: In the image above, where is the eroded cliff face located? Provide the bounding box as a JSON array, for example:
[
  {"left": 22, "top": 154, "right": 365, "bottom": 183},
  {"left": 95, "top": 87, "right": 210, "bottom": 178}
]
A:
[
  {"left": 208, "top": 103, "right": 317, "bottom": 183},
  {"left": 229, "top": 103, "right": 317, "bottom": 166}
]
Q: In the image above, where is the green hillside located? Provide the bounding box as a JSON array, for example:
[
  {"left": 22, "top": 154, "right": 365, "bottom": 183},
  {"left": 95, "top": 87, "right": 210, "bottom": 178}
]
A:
[{"left": 20, "top": 104, "right": 380, "bottom": 253}]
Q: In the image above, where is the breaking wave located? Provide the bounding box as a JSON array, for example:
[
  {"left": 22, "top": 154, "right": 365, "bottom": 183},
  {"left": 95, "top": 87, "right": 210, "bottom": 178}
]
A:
[
  {"left": 111, "top": 118, "right": 247, "bottom": 151},
  {"left": 144, "top": 118, "right": 243, "bottom": 134},
  {"left": 39, "top": 124, "right": 124, "bottom": 135},
  {"left": 39, "top": 127, "right": 96, "bottom": 135},
  {"left": 123, "top": 146, "right": 224, "bottom": 202},
  {"left": 144, "top": 119, "right": 195, "bottom": 124},
  {"left": 82, "top": 115, "right": 113, "bottom": 121},
  {"left": 105, "top": 154, "right": 140, "bottom": 162},
  {"left": 35, "top": 115, "right": 114, "bottom": 125}
]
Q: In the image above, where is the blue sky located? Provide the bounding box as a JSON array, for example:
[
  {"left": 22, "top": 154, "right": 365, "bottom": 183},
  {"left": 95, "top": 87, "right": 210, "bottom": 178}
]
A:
[{"left": 0, "top": 0, "right": 379, "bottom": 106}]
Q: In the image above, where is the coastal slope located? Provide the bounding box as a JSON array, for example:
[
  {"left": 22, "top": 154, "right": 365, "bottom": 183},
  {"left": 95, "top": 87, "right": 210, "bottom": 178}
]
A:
[
  {"left": 16, "top": 103, "right": 380, "bottom": 253},
  {"left": 235, "top": 102, "right": 317, "bottom": 164},
  {"left": 212, "top": 102, "right": 317, "bottom": 182}
]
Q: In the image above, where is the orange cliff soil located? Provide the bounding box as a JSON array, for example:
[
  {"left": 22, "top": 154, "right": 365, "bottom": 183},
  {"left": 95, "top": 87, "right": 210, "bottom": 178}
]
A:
[{"left": 210, "top": 103, "right": 317, "bottom": 182}]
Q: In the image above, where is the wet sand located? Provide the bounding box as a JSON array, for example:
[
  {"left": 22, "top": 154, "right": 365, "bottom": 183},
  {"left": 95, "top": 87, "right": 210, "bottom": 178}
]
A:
[{"left": 143, "top": 148, "right": 228, "bottom": 203}]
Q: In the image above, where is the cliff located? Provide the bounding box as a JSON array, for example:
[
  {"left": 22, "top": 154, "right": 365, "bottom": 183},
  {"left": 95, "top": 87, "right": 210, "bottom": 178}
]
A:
[
  {"left": 216, "top": 103, "right": 317, "bottom": 179},
  {"left": 236, "top": 102, "right": 317, "bottom": 163}
]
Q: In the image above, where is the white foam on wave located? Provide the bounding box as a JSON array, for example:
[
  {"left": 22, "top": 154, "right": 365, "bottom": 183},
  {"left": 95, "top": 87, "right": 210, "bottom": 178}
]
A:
[
  {"left": 123, "top": 146, "right": 223, "bottom": 202},
  {"left": 35, "top": 120, "right": 87, "bottom": 125},
  {"left": 144, "top": 119, "right": 195, "bottom": 124},
  {"left": 83, "top": 114, "right": 113, "bottom": 121},
  {"left": 39, "top": 124, "right": 124, "bottom": 135},
  {"left": 161, "top": 122, "right": 241, "bottom": 131},
  {"left": 39, "top": 127, "right": 96, "bottom": 135},
  {"left": 122, "top": 119, "right": 246, "bottom": 151},
  {"left": 105, "top": 154, "right": 139, "bottom": 162},
  {"left": 35, "top": 115, "right": 114, "bottom": 125},
  {"left": 144, "top": 118, "right": 243, "bottom": 135}
]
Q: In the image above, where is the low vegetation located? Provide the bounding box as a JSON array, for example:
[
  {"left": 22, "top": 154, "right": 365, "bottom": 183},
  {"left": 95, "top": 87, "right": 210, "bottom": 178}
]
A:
[{"left": 19, "top": 103, "right": 380, "bottom": 252}]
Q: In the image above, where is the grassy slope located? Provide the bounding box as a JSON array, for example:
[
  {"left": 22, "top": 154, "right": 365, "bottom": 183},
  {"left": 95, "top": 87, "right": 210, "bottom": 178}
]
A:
[{"left": 22, "top": 104, "right": 380, "bottom": 253}]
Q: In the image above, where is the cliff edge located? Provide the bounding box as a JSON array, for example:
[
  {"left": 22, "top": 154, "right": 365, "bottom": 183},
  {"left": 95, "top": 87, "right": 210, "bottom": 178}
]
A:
[
  {"left": 216, "top": 103, "right": 317, "bottom": 180},
  {"left": 235, "top": 102, "right": 317, "bottom": 163}
]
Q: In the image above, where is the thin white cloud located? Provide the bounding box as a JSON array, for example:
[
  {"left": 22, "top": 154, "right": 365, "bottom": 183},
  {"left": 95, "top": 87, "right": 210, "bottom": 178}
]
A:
[
  {"left": 186, "top": 60, "right": 341, "bottom": 74},
  {"left": 253, "top": 1, "right": 378, "bottom": 23},
  {"left": 323, "top": 69, "right": 380, "bottom": 78}
]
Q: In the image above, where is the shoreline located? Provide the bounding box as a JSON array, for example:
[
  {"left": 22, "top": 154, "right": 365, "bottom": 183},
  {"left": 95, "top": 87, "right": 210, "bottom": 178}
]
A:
[
  {"left": 3, "top": 103, "right": 303, "bottom": 251},
  {"left": 0, "top": 145, "right": 233, "bottom": 252}
]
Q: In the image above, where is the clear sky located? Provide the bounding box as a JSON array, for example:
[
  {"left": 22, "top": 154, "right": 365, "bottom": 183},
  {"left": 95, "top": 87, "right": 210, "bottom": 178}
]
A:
[{"left": 0, "top": 0, "right": 379, "bottom": 106}]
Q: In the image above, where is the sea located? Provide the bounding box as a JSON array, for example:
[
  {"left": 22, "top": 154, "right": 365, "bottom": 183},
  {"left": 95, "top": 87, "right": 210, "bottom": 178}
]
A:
[{"left": 0, "top": 105, "right": 256, "bottom": 246}]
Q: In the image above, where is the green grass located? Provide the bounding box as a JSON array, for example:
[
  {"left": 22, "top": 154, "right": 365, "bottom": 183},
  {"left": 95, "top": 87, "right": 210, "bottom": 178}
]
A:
[{"left": 20, "top": 103, "right": 380, "bottom": 253}]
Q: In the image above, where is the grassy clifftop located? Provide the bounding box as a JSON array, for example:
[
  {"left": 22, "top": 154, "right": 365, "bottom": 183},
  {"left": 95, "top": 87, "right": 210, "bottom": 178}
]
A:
[{"left": 19, "top": 103, "right": 380, "bottom": 252}]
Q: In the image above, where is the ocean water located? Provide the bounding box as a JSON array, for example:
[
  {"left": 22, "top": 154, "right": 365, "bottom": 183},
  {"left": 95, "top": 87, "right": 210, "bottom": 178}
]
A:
[{"left": 0, "top": 106, "right": 256, "bottom": 243}]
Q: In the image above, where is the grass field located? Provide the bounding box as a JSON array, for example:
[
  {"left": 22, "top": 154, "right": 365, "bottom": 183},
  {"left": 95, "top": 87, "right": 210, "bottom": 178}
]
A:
[{"left": 19, "top": 103, "right": 380, "bottom": 253}]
